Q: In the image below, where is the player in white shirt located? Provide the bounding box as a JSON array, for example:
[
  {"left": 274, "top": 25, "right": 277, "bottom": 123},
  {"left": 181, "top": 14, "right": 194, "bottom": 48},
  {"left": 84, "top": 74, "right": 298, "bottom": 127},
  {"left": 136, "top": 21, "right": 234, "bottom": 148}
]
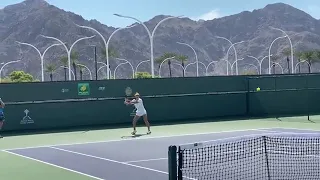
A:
[{"left": 125, "top": 92, "right": 151, "bottom": 135}]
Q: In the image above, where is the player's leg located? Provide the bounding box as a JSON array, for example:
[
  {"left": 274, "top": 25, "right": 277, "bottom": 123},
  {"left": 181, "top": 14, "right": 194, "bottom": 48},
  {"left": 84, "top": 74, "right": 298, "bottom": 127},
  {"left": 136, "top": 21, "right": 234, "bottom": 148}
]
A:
[
  {"left": 0, "top": 120, "right": 4, "bottom": 138},
  {"left": 143, "top": 114, "right": 151, "bottom": 134},
  {"left": 132, "top": 115, "right": 140, "bottom": 135}
]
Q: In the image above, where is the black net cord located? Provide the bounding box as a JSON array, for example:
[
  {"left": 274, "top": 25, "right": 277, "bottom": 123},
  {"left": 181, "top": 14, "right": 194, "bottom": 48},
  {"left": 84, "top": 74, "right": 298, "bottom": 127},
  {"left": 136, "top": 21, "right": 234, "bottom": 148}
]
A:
[
  {"left": 263, "top": 136, "right": 271, "bottom": 180},
  {"left": 178, "top": 146, "right": 183, "bottom": 180},
  {"left": 168, "top": 146, "right": 178, "bottom": 180}
]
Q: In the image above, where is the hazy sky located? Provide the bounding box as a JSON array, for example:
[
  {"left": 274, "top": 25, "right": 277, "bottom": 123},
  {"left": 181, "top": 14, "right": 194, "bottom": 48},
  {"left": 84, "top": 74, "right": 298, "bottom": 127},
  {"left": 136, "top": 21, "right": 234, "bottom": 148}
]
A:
[{"left": 1, "top": 0, "right": 320, "bottom": 28}]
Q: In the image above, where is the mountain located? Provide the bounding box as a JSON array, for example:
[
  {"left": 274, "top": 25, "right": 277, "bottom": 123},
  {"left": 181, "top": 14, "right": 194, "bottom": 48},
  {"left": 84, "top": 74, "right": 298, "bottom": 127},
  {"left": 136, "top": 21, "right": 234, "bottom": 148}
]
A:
[{"left": 0, "top": 0, "right": 320, "bottom": 81}]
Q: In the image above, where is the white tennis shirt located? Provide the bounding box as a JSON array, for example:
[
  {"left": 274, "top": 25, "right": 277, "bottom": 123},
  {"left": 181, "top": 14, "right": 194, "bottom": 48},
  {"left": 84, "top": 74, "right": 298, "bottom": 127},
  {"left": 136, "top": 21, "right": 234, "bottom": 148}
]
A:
[{"left": 131, "top": 98, "right": 146, "bottom": 113}]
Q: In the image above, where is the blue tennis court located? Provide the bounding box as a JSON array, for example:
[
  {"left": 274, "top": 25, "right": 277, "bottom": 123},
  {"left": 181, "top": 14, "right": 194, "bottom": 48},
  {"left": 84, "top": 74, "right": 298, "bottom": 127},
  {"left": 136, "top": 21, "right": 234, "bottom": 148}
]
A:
[{"left": 3, "top": 128, "right": 320, "bottom": 180}]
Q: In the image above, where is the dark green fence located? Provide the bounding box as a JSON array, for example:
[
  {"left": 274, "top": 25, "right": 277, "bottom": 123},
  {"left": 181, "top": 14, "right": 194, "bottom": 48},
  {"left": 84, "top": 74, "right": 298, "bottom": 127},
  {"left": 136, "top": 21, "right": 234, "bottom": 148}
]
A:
[{"left": 1, "top": 74, "right": 320, "bottom": 132}]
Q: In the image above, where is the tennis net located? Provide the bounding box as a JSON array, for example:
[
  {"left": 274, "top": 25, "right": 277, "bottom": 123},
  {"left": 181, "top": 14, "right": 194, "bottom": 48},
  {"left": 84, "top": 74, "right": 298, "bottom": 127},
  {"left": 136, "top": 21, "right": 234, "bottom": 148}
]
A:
[{"left": 168, "top": 135, "right": 320, "bottom": 180}]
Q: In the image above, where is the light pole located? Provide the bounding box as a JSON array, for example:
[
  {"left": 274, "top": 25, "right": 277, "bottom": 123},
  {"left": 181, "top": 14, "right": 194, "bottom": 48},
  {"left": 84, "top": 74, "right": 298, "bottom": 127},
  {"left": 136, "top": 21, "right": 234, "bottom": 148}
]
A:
[
  {"left": 176, "top": 42, "right": 199, "bottom": 77},
  {"left": 114, "top": 14, "right": 182, "bottom": 78},
  {"left": 270, "top": 26, "right": 294, "bottom": 74},
  {"left": 59, "top": 66, "right": 75, "bottom": 80},
  {"left": 41, "top": 35, "right": 95, "bottom": 81},
  {"left": 76, "top": 63, "right": 92, "bottom": 80},
  {"left": 268, "top": 36, "right": 287, "bottom": 74},
  {"left": 206, "top": 61, "right": 218, "bottom": 76},
  {"left": 244, "top": 63, "right": 260, "bottom": 75},
  {"left": 75, "top": 23, "right": 136, "bottom": 80},
  {"left": 115, "top": 58, "right": 135, "bottom": 79},
  {"left": 0, "top": 60, "right": 21, "bottom": 82},
  {"left": 16, "top": 42, "right": 62, "bottom": 82},
  {"left": 114, "top": 62, "right": 130, "bottom": 79},
  {"left": 219, "top": 59, "right": 232, "bottom": 75},
  {"left": 247, "top": 55, "right": 272, "bottom": 75},
  {"left": 231, "top": 58, "right": 244, "bottom": 75},
  {"left": 225, "top": 41, "right": 245, "bottom": 75},
  {"left": 135, "top": 60, "right": 150, "bottom": 73},
  {"left": 184, "top": 62, "right": 197, "bottom": 76},
  {"left": 158, "top": 57, "right": 176, "bottom": 77},
  {"left": 216, "top": 36, "right": 242, "bottom": 75},
  {"left": 295, "top": 61, "right": 311, "bottom": 73},
  {"left": 267, "top": 63, "right": 284, "bottom": 74}
]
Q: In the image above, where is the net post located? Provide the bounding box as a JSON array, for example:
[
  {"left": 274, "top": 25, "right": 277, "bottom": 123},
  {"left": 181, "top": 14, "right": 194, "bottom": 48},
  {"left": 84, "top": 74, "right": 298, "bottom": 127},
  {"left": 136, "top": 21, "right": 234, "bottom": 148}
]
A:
[
  {"left": 262, "top": 136, "right": 271, "bottom": 180},
  {"left": 168, "top": 145, "right": 177, "bottom": 180},
  {"left": 246, "top": 76, "right": 250, "bottom": 116},
  {"left": 306, "top": 74, "right": 310, "bottom": 121},
  {"left": 178, "top": 146, "right": 183, "bottom": 180}
]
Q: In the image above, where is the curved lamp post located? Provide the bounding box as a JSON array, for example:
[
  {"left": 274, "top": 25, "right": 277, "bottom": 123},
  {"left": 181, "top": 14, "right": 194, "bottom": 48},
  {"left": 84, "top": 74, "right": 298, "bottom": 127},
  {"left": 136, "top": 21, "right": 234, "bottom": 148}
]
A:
[
  {"left": 270, "top": 26, "right": 294, "bottom": 74},
  {"left": 231, "top": 58, "right": 244, "bottom": 75},
  {"left": 0, "top": 60, "right": 21, "bottom": 82},
  {"left": 16, "top": 42, "right": 62, "bottom": 82},
  {"left": 206, "top": 61, "right": 218, "bottom": 76},
  {"left": 115, "top": 58, "right": 135, "bottom": 79},
  {"left": 113, "top": 62, "right": 130, "bottom": 79},
  {"left": 177, "top": 42, "right": 199, "bottom": 77},
  {"left": 244, "top": 63, "right": 260, "bottom": 74},
  {"left": 295, "top": 61, "right": 311, "bottom": 73},
  {"left": 216, "top": 36, "right": 241, "bottom": 75},
  {"left": 114, "top": 14, "right": 182, "bottom": 78},
  {"left": 59, "top": 66, "right": 75, "bottom": 80},
  {"left": 184, "top": 62, "right": 197, "bottom": 76},
  {"left": 247, "top": 55, "right": 272, "bottom": 75},
  {"left": 158, "top": 57, "right": 176, "bottom": 77},
  {"left": 219, "top": 59, "right": 232, "bottom": 75},
  {"left": 225, "top": 41, "right": 245, "bottom": 75},
  {"left": 41, "top": 35, "right": 95, "bottom": 80},
  {"left": 135, "top": 60, "right": 150, "bottom": 73},
  {"left": 268, "top": 35, "right": 287, "bottom": 74},
  {"left": 76, "top": 63, "right": 93, "bottom": 80},
  {"left": 267, "top": 63, "right": 284, "bottom": 74}
]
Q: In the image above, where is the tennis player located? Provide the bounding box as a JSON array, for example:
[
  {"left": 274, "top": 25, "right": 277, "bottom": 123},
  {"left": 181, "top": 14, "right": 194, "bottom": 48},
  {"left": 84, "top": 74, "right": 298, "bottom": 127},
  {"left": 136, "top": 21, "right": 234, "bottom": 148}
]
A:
[
  {"left": 0, "top": 98, "right": 5, "bottom": 139},
  {"left": 125, "top": 92, "right": 151, "bottom": 135}
]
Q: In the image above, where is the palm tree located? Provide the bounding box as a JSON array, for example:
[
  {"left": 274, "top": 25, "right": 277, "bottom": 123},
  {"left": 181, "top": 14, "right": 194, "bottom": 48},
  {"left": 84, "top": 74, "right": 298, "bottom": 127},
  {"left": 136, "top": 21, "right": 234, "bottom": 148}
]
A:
[
  {"left": 70, "top": 51, "right": 79, "bottom": 80},
  {"left": 175, "top": 55, "right": 188, "bottom": 77},
  {"left": 295, "top": 51, "right": 304, "bottom": 73},
  {"left": 301, "top": 51, "right": 315, "bottom": 73},
  {"left": 60, "top": 56, "right": 68, "bottom": 81},
  {"left": 271, "top": 55, "right": 279, "bottom": 74},
  {"left": 155, "top": 52, "right": 176, "bottom": 77},
  {"left": 45, "top": 63, "right": 58, "bottom": 81},
  {"left": 101, "top": 46, "right": 118, "bottom": 78},
  {"left": 78, "top": 65, "right": 84, "bottom": 80},
  {"left": 282, "top": 48, "right": 291, "bottom": 74}
]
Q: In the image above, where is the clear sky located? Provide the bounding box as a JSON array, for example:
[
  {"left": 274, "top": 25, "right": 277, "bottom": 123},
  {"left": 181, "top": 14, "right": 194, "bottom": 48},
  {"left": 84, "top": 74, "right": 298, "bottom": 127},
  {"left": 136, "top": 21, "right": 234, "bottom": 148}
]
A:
[{"left": 1, "top": 0, "right": 320, "bottom": 28}]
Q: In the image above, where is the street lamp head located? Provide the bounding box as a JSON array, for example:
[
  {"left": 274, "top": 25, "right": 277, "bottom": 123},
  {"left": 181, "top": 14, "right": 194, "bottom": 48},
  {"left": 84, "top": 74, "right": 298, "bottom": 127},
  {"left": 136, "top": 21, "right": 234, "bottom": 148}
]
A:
[{"left": 113, "top": 13, "right": 122, "bottom": 17}]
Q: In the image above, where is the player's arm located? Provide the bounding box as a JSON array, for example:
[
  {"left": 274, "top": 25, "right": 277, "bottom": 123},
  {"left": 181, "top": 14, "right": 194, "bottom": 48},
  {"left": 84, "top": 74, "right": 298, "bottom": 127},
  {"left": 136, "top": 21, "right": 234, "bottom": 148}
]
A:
[{"left": 0, "top": 98, "right": 4, "bottom": 108}]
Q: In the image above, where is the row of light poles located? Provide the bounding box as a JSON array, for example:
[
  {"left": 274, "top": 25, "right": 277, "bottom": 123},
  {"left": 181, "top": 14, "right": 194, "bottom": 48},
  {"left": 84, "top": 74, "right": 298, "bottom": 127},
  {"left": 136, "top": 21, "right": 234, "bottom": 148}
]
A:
[{"left": 13, "top": 12, "right": 295, "bottom": 81}]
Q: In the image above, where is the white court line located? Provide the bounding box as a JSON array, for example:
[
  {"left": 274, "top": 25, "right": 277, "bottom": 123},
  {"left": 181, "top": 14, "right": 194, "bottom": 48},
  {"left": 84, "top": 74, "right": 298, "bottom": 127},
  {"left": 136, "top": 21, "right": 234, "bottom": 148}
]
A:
[
  {"left": 125, "top": 158, "right": 168, "bottom": 163},
  {"left": 2, "top": 128, "right": 274, "bottom": 151},
  {"left": 49, "top": 147, "right": 197, "bottom": 180},
  {"left": 2, "top": 150, "right": 104, "bottom": 180}
]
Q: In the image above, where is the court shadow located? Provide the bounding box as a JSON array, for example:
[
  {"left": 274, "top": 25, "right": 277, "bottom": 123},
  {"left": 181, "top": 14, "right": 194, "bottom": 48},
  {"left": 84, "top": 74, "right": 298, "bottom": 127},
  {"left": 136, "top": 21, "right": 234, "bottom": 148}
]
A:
[{"left": 121, "top": 133, "right": 149, "bottom": 139}]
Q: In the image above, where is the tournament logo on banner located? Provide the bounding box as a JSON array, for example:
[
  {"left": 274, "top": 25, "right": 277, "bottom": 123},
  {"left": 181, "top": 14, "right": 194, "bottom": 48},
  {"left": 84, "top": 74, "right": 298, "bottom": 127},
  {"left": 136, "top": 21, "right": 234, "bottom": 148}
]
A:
[{"left": 78, "top": 83, "right": 90, "bottom": 96}]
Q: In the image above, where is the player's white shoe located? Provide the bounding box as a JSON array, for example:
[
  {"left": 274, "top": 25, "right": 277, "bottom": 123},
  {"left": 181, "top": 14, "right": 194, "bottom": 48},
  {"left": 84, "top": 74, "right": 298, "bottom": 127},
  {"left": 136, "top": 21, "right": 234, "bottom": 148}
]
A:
[
  {"left": 131, "top": 130, "right": 137, "bottom": 135},
  {"left": 147, "top": 130, "right": 151, "bottom": 135}
]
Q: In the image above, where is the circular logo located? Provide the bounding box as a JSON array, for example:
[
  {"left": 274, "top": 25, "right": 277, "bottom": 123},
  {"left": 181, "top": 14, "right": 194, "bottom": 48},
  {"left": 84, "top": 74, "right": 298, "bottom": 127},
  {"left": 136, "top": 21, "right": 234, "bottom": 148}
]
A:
[
  {"left": 125, "top": 87, "right": 132, "bottom": 96},
  {"left": 80, "top": 85, "right": 87, "bottom": 92}
]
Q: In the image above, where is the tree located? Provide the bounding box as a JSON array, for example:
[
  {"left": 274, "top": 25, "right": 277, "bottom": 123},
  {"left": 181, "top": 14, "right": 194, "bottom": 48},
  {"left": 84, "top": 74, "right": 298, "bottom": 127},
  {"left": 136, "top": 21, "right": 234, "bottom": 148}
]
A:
[
  {"left": 271, "top": 55, "right": 279, "bottom": 74},
  {"left": 45, "top": 63, "right": 58, "bottom": 81},
  {"left": 155, "top": 52, "right": 176, "bottom": 77},
  {"left": 301, "top": 51, "right": 314, "bottom": 73},
  {"left": 295, "top": 51, "right": 304, "bottom": 73},
  {"left": 134, "top": 72, "right": 159, "bottom": 79},
  {"left": 282, "top": 48, "right": 291, "bottom": 74},
  {"left": 71, "top": 51, "right": 79, "bottom": 81},
  {"left": 78, "top": 65, "right": 84, "bottom": 80},
  {"left": 101, "top": 46, "right": 118, "bottom": 78},
  {"left": 9, "top": 71, "right": 34, "bottom": 82},
  {"left": 60, "top": 56, "right": 68, "bottom": 81},
  {"left": 175, "top": 55, "right": 188, "bottom": 77}
]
